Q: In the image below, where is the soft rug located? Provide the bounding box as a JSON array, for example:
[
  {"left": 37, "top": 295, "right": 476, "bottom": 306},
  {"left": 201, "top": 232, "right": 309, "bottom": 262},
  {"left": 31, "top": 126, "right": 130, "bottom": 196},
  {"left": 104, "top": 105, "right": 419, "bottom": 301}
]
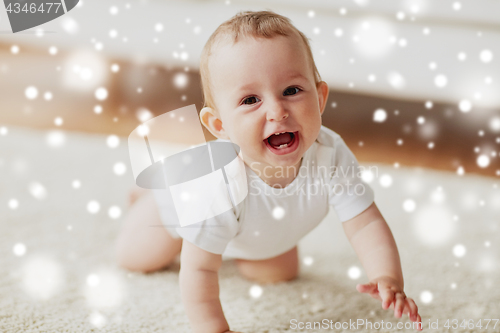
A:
[{"left": 1, "top": 126, "right": 499, "bottom": 332}]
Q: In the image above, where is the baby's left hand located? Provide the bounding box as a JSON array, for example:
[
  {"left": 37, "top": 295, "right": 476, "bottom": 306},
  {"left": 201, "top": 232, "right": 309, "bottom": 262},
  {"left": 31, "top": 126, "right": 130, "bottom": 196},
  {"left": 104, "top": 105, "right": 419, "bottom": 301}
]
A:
[{"left": 356, "top": 276, "right": 422, "bottom": 331}]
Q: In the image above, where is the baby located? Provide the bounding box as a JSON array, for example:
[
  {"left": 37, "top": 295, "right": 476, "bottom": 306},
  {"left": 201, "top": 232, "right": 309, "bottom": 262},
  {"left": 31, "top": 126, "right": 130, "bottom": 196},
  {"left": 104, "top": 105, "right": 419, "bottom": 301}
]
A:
[{"left": 116, "top": 10, "right": 422, "bottom": 333}]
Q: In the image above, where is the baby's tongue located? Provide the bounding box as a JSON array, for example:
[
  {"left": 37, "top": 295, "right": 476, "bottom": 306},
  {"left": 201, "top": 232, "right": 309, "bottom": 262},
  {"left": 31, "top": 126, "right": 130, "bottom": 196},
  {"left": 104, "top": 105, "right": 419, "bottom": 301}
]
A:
[{"left": 268, "top": 132, "right": 293, "bottom": 147}]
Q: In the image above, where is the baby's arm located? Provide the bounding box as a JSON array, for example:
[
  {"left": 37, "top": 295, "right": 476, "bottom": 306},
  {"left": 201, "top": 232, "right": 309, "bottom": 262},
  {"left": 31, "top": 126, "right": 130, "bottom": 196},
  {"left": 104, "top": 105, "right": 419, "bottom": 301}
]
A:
[
  {"left": 342, "top": 202, "right": 422, "bottom": 329},
  {"left": 180, "top": 240, "right": 238, "bottom": 333}
]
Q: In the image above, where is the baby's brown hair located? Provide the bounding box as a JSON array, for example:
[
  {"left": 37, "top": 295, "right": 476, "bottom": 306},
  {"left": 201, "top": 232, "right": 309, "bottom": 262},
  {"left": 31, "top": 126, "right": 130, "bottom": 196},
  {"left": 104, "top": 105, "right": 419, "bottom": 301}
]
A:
[{"left": 200, "top": 10, "right": 322, "bottom": 111}]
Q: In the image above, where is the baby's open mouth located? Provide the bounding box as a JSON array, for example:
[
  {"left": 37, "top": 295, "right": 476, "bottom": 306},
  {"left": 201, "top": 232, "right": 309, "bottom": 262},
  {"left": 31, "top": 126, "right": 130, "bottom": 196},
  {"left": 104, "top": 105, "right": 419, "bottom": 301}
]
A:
[
  {"left": 266, "top": 132, "right": 295, "bottom": 149},
  {"left": 263, "top": 131, "right": 299, "bottom": 155}
]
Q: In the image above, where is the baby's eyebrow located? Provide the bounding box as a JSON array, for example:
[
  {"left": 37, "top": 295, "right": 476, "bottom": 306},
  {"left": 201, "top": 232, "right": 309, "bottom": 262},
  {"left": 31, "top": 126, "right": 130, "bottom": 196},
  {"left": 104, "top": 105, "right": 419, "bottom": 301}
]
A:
[
  {"left": 235, "top": 73, "right": 308, "bottom": 92},
  {"left": 285, "top": 73, "right": 308, "bottom": 81},
  {"left": 234, "top": 82, "right": 259, "bottom": 93}
]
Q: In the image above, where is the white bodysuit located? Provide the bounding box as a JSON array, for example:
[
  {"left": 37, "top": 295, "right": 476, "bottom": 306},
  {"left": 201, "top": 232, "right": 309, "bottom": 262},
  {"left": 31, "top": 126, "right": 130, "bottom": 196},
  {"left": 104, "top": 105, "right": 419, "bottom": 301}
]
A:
[{"left": 152, "top": 125, "right": 374, "bottom": 260}]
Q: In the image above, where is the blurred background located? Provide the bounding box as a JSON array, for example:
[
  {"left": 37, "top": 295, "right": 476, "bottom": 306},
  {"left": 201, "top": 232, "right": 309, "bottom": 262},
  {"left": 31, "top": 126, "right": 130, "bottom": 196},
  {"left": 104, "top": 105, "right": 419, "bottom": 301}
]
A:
[
  {"left": 1, "top": 1, "right": 500, "bottom": 332},
  {"left": 0, "top": 0, "right": 499, "bottom": 175}
]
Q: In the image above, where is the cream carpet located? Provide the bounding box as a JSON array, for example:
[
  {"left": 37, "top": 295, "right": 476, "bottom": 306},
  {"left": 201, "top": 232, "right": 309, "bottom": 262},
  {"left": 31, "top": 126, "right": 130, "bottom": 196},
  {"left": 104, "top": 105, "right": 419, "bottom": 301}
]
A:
[{"left": 1, "top": 126, "right": 499, "bottom": 332}]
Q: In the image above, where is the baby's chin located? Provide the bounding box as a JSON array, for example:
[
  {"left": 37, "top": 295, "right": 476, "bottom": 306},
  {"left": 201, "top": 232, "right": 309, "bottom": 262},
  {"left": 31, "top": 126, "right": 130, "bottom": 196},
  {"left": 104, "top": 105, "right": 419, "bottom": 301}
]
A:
[{"left": 237, "top": 149, "right": 300, "bottom": 168}]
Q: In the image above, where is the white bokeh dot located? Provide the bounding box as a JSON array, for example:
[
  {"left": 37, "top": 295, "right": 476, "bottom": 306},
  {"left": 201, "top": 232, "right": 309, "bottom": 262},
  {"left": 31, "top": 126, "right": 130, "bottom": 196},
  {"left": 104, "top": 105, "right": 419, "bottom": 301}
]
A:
[
  {"left": 13, "top": 243, "right": 27, "bottom": 256},
  {"left": 477, "top": 155, "right": 490, "bottom": 168},
  {"left": 46, "top": 131, "right": 66, "bottom": 148},
  {"left": 87, "top": 274, "right": 100, "bottom": 287},
  {"left": 480, "top": 49, "right": 493, "bottom": 63},
  {"left": 95, "top": 87, "right": 108, "bottom": 101},
  {"left": 348, "top": 266, "right": 361, "bottom": 279},
  {"left": 361, "top": 170, "right": 374, "bottom": 183},
  {"left": 452, "top": 244, "right": 466, "bottom": 257},
  {"left": 249, "top": 285, "right": 263, "bottom": 298},
  {"left": 303, "top": 256, "right": 314, "bottom": 266},
  {"left": 403, "top": 199, "right": 416, "bottom": 212},
  {"left": 25, "top": 86, "right": 38, "bottom": 100},
  {"left": 109, "top": 29, "right": 118, "bottom": 38},
  {"left": 8, "top": 198, "right": 19, "bottom": 210},
  {"left": 106, "top": 135, "right": 120, "bottom": 148},
  {"left": 420, "top": 290, "right": 433, "bottom": 303},
  {"left": 387, "top": 72, "right": 406, "bottom": 89},
  {"left": 29, "top": 182, "right": 48, "bottom": 200},
  {"left": 54, "top": 117, "right": 63, "bottom": 126},
  {"left": 89, "top": 311, "right": 107, "bottom": 329},
  {"left": 459, "top": 99, "right": 472, "bottom": 112},
  {"left": 434, "top": 74, "right": 448, "bottom": 88},
  {"left": 21, "top": 255, "right": 65, "bottom": 300},
  {"left": 373, "top": 109, "right": 387, "bottom": 122},
  {"left": 113, "top": 162, "right": 127, "bottom": 175},
  {"left": 155, "top": 23, "right": 164, "bottom": 32},
  {"left": 379, "top": 174, "right": 393, "bottom": 188},
  {"left": 174, "top": 73, "right": 188, "bottom": 89},
  {"left": 413, "top": 204, "right": 454, "bottom": 245},
  {"left": 61, "top": 16, "right": 79, "bottom": 34},
  {"left": 108, "top": 206, "right": 122, "bottom": 219},
  {"left": 87, "top": 201, "right": 100, "bottom": 214},
  {"left": 109, "top": 6, "right": 118, "bottom": 15},
  {"left": 137, "top": 124, "right": 150, "bottom": 136},
  {"left": 272, "top": 206, "right": 285, "bottom": 220},
  {"left": 489, "top": 117, "right": 500, "bottom": 132},
  {"left": 136, "top": 108, "right": 153, "bottom": 122}
]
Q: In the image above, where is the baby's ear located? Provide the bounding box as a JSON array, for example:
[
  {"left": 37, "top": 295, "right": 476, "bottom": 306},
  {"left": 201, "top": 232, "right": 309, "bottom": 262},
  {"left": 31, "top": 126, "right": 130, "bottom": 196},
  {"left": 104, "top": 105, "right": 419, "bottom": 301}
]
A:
[
  {"left": 316, "top": 81, "right": 329, "bottom": 116},
  {"left": 199, "top": 107, "right": 230, "bottom": 140}
]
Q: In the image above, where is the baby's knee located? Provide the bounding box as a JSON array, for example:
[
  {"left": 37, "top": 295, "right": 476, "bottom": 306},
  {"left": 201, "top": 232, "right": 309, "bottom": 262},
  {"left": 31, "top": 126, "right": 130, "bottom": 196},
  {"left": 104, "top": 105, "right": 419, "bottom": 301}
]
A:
[
  {"left": 236, "top": 260, "right": 299, "bottom": 284},
  {"left": 268, "top": 266, "right": 299, "bottom": 283},
  {"left": 114, "top": 235, "right": 181, "bottom": 273}
]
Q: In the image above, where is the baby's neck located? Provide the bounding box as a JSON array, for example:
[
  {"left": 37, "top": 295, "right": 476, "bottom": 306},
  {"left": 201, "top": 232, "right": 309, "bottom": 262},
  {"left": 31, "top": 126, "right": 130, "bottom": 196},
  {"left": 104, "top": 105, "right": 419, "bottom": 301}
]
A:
[{"left": 248, "top": 157, "right": 303, "bottom": 188}]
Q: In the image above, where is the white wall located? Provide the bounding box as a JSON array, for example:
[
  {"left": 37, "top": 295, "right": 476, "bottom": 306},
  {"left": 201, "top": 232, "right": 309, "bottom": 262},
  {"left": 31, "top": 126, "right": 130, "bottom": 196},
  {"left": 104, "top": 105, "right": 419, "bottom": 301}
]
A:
[{"left": 1, "top": 0, "right": 499, "bottom": 108}]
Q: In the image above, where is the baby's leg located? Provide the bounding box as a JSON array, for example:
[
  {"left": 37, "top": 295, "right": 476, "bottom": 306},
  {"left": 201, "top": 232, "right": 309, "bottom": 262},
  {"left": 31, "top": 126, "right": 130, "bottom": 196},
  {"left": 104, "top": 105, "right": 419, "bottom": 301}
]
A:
[
  {"left": 115, "top": 190, "right": 182, "bottom": 273},
  {"left": 234, "top": 246, "right": 299, "bottom": 284}
]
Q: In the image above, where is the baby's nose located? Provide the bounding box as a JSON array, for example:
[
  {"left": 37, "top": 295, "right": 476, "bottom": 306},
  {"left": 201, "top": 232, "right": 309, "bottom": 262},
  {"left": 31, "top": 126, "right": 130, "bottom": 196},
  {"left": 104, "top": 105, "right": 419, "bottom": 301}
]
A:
[{"left": 266, "top": 105, "right": 289, "bottom": 121}]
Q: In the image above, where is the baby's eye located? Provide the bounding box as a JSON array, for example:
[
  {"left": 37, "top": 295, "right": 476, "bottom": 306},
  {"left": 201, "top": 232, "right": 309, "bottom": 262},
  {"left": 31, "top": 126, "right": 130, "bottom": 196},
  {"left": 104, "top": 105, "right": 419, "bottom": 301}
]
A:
[
  {"left": 242, "top": 96, "right": 260, "bottom": 105},
  {"left": 283, "top": 87, "right": 301, "bottom": 96}
]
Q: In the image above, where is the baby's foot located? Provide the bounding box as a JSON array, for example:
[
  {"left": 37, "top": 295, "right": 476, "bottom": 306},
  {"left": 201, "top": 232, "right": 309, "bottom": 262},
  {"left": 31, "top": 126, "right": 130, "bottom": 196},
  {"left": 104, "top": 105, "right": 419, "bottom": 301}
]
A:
[{"left": 128, "top": 187, "right": 150, "bottom": 206}]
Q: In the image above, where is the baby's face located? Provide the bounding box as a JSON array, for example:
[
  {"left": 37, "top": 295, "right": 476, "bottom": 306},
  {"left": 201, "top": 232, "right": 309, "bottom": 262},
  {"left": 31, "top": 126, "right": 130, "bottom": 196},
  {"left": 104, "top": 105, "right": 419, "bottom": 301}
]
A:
[{"left": 207, "top": 34, "right": 328, "bottom": 170}]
